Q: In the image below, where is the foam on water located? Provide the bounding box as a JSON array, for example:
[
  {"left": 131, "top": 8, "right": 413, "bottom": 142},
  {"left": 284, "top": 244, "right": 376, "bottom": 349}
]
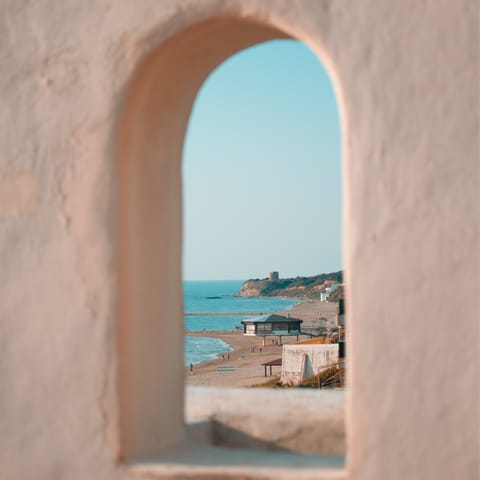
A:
[{"left": 184, "top": 336, "right": 232, "bottom": 366}]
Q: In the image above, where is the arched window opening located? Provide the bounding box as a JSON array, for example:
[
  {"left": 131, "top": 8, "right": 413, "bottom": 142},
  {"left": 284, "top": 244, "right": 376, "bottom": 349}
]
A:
[
  {"left": 117, "top": 17, "right": 346, "bottom": 467},
  {"left": 182, "top": 39, "right": 345, "bottom": 454}
]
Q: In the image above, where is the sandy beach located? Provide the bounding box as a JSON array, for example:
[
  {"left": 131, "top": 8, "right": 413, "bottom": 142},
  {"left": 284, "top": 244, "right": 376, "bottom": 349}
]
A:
[{"left": 185, "top": 298, "right": 338, "bottom": 387}]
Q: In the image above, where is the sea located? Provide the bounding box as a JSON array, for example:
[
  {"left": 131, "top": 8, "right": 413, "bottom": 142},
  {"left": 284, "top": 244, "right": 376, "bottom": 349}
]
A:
[{"left": 184, "top": 280, "right": 298, "bottom": 366}]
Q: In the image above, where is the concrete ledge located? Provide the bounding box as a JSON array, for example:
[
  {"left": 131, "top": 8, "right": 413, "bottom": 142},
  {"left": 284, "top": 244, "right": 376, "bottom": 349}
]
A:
[
  {"left": 185, "top": 386, "right": 346, "bottom": 455},
  {"left": 128, "top": 386, "right": 346, "bottom": 479},
  {"left": 128, "top": 388, "right": 346, "bottom": 478}
]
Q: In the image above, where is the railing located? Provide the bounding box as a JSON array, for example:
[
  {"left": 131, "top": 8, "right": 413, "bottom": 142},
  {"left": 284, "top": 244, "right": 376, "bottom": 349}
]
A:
[
  {"left": 295, "top": 361, "right": 346, "bottom": 389},
  {"left": 319, "top": 363, "right": 345, "bottom": 389}
]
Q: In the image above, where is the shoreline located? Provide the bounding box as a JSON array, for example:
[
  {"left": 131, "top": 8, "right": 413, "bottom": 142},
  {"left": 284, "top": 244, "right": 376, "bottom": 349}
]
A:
[
  {"left": 184, "top": 298, "right": 338, "bottom": 387},
  {"left": 185, "top": 334, "right": 234, "bottom": 367}
]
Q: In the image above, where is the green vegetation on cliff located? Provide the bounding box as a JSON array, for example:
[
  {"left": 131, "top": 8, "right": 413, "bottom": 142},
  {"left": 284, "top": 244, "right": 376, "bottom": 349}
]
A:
[{"left": 237, "top": 271, "right": 343, "bottom": 299}]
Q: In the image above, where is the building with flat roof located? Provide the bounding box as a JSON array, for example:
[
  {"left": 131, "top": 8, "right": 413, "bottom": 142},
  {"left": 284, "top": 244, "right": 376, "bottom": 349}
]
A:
[{"left": 241, "top": 313, "right": 303, "bottom": 345}]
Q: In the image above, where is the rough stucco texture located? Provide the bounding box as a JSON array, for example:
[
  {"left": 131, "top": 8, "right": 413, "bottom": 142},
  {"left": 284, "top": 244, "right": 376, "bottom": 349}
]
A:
[
  {"left": 0, "top": 1, "right": 478, "bottom": 480},
  {"left": 281, "top": 344, "right": 339, "bottom": 385}
]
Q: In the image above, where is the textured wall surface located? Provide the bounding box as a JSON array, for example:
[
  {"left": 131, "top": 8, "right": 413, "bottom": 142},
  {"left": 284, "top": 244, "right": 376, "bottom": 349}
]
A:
[
  {"left": 281, "top": 344, "right": 339, "bottom": 385},
  {"left": 0, "top": 1, "right": 478, "bottom": 479}
]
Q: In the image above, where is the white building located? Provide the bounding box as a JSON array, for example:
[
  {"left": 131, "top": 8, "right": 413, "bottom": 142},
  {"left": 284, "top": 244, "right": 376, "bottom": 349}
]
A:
[{"left": 281, "top": 344, "right": 339, "bottom": 386}]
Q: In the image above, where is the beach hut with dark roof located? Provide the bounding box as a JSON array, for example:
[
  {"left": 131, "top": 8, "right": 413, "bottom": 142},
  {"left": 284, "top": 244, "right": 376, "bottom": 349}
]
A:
[{"left": 241, "top": 313, "right": 303, "bottom": 345}]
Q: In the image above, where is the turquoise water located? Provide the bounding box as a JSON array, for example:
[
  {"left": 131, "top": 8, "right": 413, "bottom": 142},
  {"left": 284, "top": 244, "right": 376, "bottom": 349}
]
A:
[
  {"left": 185, "top": 315, "right": 243, "bottom": 332},
  {"left": 184, "top": 280, "right": 297, "bottom": 316},
  {"left": 184, "top": 280, "right": 298, "bottom": 365}
]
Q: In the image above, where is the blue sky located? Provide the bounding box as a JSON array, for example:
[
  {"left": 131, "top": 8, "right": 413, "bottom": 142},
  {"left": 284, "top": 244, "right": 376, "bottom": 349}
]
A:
[{"left": 182, "top": 40, "right": 342, "bottom": 281}]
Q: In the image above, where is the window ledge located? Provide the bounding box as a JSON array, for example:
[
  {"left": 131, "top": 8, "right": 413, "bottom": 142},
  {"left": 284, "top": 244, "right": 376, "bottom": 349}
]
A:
[
  {"left": 186, "top": 386, "right": 346, "bottom": 456},
  {"left": 126, "top": 387, "right": 346, "bottom": 479}
]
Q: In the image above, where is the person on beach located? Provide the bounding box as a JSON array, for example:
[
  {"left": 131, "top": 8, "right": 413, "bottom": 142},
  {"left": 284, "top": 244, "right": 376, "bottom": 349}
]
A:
[{"left": 190, "top": 362, "right": 193, "bottom": 372}]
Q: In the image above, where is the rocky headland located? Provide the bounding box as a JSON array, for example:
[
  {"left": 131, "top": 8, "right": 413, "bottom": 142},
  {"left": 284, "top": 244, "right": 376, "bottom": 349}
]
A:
[{"left": 236, "top": 271, "right": 343, "bottom": 299}]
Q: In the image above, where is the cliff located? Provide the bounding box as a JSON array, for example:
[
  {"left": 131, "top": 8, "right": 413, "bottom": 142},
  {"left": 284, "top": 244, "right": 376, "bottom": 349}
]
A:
[{"left": 237, "top": 271, "right": 343, "bottom": 299}]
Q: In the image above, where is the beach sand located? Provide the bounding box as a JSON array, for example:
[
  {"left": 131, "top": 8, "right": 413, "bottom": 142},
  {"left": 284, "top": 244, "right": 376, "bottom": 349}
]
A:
[{"left": 185, "top": 298, "right": 338, "bottom": 387}]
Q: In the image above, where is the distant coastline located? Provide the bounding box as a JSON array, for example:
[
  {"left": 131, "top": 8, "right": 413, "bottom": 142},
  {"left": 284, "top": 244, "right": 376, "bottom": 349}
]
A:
[
  {"left": 183, "top": 276, "right": 343, "bottom": 369},
  {"left": 183, "top": 280, "right": 298, "bottom": 365},
  {"left": 185, "top": 296, "right": 339, "bottom": 387},
  {"left": 235, "top": 270, "right": 343, "bottom": 300}
]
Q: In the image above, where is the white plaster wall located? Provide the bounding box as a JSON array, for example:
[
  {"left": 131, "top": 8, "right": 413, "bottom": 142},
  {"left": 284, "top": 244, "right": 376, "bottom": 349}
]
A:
[
  {"left": 281, "top": 344, "right": 339, "bottom": 385},
  {"left": 0, "top": 1, "right": 478, "bottom": 479}
]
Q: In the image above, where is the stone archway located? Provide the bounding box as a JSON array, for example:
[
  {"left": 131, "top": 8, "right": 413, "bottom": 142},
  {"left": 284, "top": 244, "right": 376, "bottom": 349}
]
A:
[{"left": 116, "top": 15, "right": 343, "bottom": 460}]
